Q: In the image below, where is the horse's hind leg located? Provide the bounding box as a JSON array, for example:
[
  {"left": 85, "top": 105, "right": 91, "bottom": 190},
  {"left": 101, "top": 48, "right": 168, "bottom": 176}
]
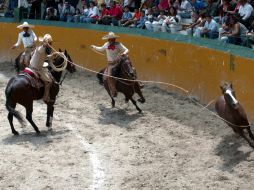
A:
[
  {"left": 130, "top": 97, "right": 142, "bottom": 113},
  {"left": 46, "top": 103, "right": 54, "bottom": 128},
  {"left": 7, "top": 104, "right": 19, "bottom": 135},
  {"left": 135, "top": 83, "right": 145, "bottom": 104},
  {"left": 26, "top": 106, "right": 40, "bottom": 134}
]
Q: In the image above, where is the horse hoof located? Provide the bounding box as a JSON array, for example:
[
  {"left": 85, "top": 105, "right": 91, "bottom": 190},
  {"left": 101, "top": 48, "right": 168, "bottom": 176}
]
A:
[
  {"left": 138, "top": 98, "right": 145, "bottom": 104},
  {"left": 138, "top": 110, "right": 142, "bottom": 113},
  {"left": 47, "top": 127, "right": 53, "bottom": 131},
  {"left": 36, "top": 130, "right": 41, "bottom": 135},
  {"left": 12, "top": 131, "right": 19, "bottom": 135}
]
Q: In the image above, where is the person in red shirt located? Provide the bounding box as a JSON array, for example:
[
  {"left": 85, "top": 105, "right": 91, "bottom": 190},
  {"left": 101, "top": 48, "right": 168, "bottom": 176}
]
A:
[
  {"left": 122, "top": 8, "right": 141, "bottom": 27},
  {"left": 102, "top": 0, "right": 123, "bottom": 26},
  {"left": 98, "top": 3, "right": 110, "bottom": 24}
]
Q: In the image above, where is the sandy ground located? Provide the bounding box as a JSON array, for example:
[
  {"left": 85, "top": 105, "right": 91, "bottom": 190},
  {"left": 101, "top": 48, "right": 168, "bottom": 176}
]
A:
[{"left": 1, "top": 61, "right": 254, "bottom": 190}]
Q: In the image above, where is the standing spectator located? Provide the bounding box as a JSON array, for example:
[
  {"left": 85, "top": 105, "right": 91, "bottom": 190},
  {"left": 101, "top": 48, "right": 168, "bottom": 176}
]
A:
[
  {"left": 238, "top": 0, "right": 253, "bottom": 29},
  {"left": 60, "top": 1, "right": 75, "bottom": 22},
  {"left": 81, "top": 1, "right": 99, "bottom": 23},
  {"left": 45, "top": 6, "right": 58, "bottom": 20},
  {"left": 58, "top": 0, "right": 64, "bottom": 18},
  {"left": 197, "top": 14, "right": 219, "bottom": 38},
  {"left": 29, "top": 0, "right": 41, "bottom": 19}
]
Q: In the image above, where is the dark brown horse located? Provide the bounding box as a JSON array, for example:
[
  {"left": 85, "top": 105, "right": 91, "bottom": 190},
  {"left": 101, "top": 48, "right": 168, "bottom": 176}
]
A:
[
  {"left": 5, "top": 50, "right": 76, "bottom": 135},
  {"left": 97, "top": 56, "right": 145, "bottom": 113},
  {"left": 215, "top": 82, "right": 254, "bottom": 148}
]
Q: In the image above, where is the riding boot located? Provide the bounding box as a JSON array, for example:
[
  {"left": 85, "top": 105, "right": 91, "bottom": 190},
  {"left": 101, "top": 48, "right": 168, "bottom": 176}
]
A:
[{"left": 43, "top": 82, "right": 51, "bottom": 103}]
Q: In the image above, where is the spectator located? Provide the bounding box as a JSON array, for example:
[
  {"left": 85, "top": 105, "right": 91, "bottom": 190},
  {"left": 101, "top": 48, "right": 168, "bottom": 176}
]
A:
[
  {"left": 162, "top": 6, "right": 181, "bottom": 33},
  {"left": 58, "top": 0, "right": 64, "bottom": 18},
  {"left": 60, "top": 1, "right": 75, "bottom": 22},
  {"left": 152, "top": 10, "right": 167, "bottom": 32},
  {"left": 215, "top": 0, "right": 233, "bottom": 24},
  {"left": 238, "top": 0, "right": 253, "bottom": 29},
  {"left": 205, "top": 0, "right": 219, "bottom": 17},
  {"left": 97, "top": 3, "right": 109, "bottom": 24},
  {"left": 158, "top": 0, "right": 169, "bottom": 10},
  {"left": 81, "top": 1, "right": 99, "bottom": 23},
  {"left": 191, "top": 0, "right": 206, "bottom": 12},
  {"left": 73, "top": 8, "right": 82, "bottom": 22},
  {"left": 145, "top": 7, "right": 155, "bottom": 31},
  {"left": 195, "top": 14, "right": 219, "bottom": 39},
  {"left": 178, "top": 0, "right": 193, "bottom": 18},
  {"left": 29, "top": 0, "right": 41, "bottom": 19},
  {"left": 122, "top": 8, "right": 141, "bottom": 27},
  {"left": 102, "top": 0, "right": 123, "bottom": 26},
  {"left": 152, "top": 5, "right": 160, "bottom": 17},
  {"left": 45, "top": 6, "right": 58, "bottom": 20},
  {"left": 120, "top": 6, "right": 133, "bottom": 25},
  {"left": 136, "top": 10, "right": 147, "bottom": 28},
  {"left": 185, "top": 11, "right": 206, "bottom": 35}
]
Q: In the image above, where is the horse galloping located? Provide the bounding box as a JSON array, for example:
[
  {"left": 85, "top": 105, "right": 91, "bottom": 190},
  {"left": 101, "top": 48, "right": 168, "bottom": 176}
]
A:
[
  {"left": 215, "top": 82, "right": 254, "bottom": 148},
  {"left": 97, "top": 56, "right": 145, "bottom": 113},
  {"left": 5, "top": 50, "right": 76, "bottom": 135}
]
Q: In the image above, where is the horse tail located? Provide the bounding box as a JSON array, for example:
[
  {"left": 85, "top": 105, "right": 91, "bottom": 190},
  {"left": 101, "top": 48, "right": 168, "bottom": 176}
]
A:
[{"left": 5, "top": 78, "right": 24, "bottom": 124}]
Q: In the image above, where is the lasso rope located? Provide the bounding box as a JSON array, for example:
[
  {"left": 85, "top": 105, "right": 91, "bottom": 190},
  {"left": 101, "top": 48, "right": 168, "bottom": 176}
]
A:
[{"left": 47, "top": 43, "right": 250, "bottom": 128}]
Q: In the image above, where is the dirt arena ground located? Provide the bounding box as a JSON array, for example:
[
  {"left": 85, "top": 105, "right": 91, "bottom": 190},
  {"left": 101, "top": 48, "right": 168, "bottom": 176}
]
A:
[{"left": 1, "top": 61, "right": 254, "bottom": 190}]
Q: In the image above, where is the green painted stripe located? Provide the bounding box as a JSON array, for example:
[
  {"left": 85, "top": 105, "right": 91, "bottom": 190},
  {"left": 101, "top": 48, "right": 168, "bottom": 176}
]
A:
[
  {"left": 0, "top": 17, "right": 15, "bottom": 23},
  {"left": 1, "top": 18, "right": 254, "bottom": 60}
]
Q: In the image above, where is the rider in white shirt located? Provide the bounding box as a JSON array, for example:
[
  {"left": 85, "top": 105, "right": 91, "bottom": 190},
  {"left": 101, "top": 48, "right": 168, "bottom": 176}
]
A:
[{"left": 12, "top": 22, "right": 37, "bottom": 67}]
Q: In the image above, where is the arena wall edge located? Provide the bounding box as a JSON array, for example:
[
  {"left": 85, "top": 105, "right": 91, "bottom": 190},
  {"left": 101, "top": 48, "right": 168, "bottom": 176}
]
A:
[{"left": 1, "top": 20, "right": 254, "bottom": 121}]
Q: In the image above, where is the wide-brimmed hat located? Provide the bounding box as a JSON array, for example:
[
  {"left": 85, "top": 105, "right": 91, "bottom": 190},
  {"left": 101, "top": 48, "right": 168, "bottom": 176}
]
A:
[
  {"left": 39, "top": 34, "right": 53, "bottom": 43},
  {"left": 17, "top": 22, "right": 34, "bottom": 29},
  {"left": 102, "top": 32, "right": 119, "bottom": 40}
]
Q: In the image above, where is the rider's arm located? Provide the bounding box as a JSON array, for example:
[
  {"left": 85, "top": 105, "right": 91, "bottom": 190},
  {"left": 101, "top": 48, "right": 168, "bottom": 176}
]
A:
[
  {"left": 91, "top": 42, "right": 107, "bottom": 52},
  {"left": 119, "top": 43, "right": 129, "bottom": 55},
  {"left": 31, "top": 30, "right": 37, "bottom": 42},
  {"left": 13, "top": 33, "right": 22, "bottom": 47}
]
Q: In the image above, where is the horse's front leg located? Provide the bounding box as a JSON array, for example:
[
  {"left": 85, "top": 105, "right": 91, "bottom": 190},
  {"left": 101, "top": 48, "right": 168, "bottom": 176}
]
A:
[
  {"left": 135, "top": 83, "right": 145, "bottom": 104},
  {"left": 130, "top": 97, "right": 142, "bottom": 113},
  {"left": 46, "top": 103, "right": 54, "bottom": 129}
]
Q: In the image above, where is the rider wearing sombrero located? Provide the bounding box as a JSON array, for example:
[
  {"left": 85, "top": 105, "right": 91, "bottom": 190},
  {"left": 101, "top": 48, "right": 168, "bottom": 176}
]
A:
[
  {"left": 91, "top": 32, "right": 130, "bottom": 98},
  {"left": 11, "top": 22, "right": 37, "bottom": 67},
  {"left": 29, "top": 34, "right": 56, "bottom": 103}
]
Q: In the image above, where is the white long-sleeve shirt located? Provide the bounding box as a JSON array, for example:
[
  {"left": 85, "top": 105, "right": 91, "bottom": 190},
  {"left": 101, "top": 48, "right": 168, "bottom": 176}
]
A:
[
  {"left": 239, "top": 3, "right": 253, "bottom": 21},
  {"left": 204, "top": 19, "right": 218, "bottom": 32},
  {"left": 93, "top": 42, "right": 129, "bottom": 62},
  {"left": 88, "top": 6, "right": 99, "bottom": 18},
  {"left": 14, "top": 30, "right": 37, "bottom": 48},
  {"left": 15, "top": 30, "right": 37, "bottom": 48}
]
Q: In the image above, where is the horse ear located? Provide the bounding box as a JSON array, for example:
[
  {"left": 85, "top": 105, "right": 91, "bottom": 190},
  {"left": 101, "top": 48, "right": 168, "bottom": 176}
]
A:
[
  {"left": 59, "top": 48, "right": 62, "bottom": 52},
  {"left": 64, "top": 49, "right": 67, "bottom": 55},
  {"left": 230, "top": 82, "right": 233, "bottom": 89}
]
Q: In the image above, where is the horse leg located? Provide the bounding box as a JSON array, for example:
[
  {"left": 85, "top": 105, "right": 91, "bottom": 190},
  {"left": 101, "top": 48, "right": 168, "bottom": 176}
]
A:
[
  {"left": 46, "top": 103, "right": 54, "bottom": 129},
  {"left": 135, "top": 83, "right": 145, "bottom": 104},
  {"left": 7, "top": 104, "right": 19, "bottom": 135},
  {"left": 246, "top": 127, "right": 254, "bottom": 140},
  {"left": 239, "top": 130, "right": 254, "bottom": 148},
  {"left": 26, "top": 106, "right": 40, "bottom": 134},
  {"left": 130, "top": 97, "right": 142, "bottom": 113}
]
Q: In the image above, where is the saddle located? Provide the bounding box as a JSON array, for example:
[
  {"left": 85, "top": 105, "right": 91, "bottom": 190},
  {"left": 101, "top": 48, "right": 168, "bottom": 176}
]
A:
[{"left": 19, "top": 68, "right": 45, "bottom": 89}]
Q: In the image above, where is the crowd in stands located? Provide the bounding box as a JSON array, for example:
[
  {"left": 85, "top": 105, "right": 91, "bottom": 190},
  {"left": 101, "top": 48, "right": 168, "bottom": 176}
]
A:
[{"left": 1, "top": 0, "right": 254, "bottom": 48}]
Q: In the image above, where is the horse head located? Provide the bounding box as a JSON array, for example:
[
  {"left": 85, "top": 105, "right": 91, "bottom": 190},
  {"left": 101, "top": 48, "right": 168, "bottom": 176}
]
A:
[
  {"left": 119, "top": 56, "right": 136, "bottom": 80},
  {"left": 220, "top": 81, "right": 239, "bottom": 109}
]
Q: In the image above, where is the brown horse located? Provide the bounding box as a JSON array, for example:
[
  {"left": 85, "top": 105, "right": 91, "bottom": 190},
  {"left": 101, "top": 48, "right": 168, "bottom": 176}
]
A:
[
  {"left": 5, "top": 50, "right": 76, "bottom": 135},
  {"left": 97, "top": 56, "right": 145, "bottom": 113},
  {"left": 215, "top": 82, "right": 254, "bottom": 148}
]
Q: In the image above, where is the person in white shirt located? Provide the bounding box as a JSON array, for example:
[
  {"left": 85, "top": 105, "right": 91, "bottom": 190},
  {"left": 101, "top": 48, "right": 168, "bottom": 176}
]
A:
[
  {"left": 11, "top": 22, "right": 37, "bottom": 67},
  {"left": 91, "top": 32, "right": 129, "bottom": 97},
  {"left": 29, "top": 34, "right": 56, "bottom": 103},
  {"left": 81, "top": 1, "right": 99, "bottom": 23},
  {"left": 178, "top": 0, "right": 192, "bottom": 18},
  {"left": 238, "top": 0, "right": 253, "bottom": 28}
]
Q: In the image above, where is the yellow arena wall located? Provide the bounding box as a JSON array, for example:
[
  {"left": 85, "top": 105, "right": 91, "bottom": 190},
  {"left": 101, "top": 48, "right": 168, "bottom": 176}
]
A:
[{"left": 1, "top": 22, "right": 254, "bottom": 121}]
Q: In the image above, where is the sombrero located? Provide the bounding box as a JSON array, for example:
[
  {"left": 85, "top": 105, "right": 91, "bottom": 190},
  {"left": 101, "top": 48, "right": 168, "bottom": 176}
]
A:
[
  {"left": 17, "top": 22, "right": 34, "bottom": 29},
  {"left": 102, "top": 32, "right": 119, "bottom": 40},
  {"left": 39, "top": 34, "right": 53, "bottom": 43}
]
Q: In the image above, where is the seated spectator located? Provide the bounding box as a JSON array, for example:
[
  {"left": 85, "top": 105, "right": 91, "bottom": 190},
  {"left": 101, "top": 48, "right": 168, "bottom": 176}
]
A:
[
  {"left": 185, "top": 12, "right": 206, "bottom": 35},
  {"left": 136, "top": 10, "right": 147, "bottom": 28},
  {"left": 194, "top": 14, "right": 219, "bottom": 38},
  {"left": 73, "top": 8, "right": 82, "bottom": 22},
  {"left": 101, "top": 0, "right": 123, "bottom": 26},
  {"left": 220, "top": 15, "right": 248, "bottom": 45},
  {"left": 81, "top": 1, "right": 99, "bottom": 23},
  {"left": 205, "top": 0, "right": 219, "bottom": 17},
  {"left": 191, "top": 0, "right": 206, "bottom": 12},
  {"left": 238, "top": 0, "right": 253, "bottom": 29},
  {"left": 58, "top": 0, "right": 64, "bottom": 18},
  {"left": 60, "top": 1, "right": 75, "bottom": 22},
  {"left": 122, "top": 8, "right": 141, "bottom": 27},
  {"left": 152, "top": 5, "right": 160, "bottom": 17},
  {"left": 97, "top": 3, "right": 109, "bottom": 24},
  {"left": 120, "top": 6, "right": 133, "bottom": 25},
  {"left": 178, "top": 0, "right": 193, "bottom": 18},
  {"left": 145, "top": 7, "right": 155, "bottom": 31},
  {"left": 45, "top": 6, "right": 58, "bottom": 20},
  {"left": 215, "top": 0, "right": 233, "bottom": 24},
  {"left": 162, "top": 6, "right": 182, "bottom": 33},
  {"left": 152, "top": 10, "right": 167, "bottom": 32}
]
